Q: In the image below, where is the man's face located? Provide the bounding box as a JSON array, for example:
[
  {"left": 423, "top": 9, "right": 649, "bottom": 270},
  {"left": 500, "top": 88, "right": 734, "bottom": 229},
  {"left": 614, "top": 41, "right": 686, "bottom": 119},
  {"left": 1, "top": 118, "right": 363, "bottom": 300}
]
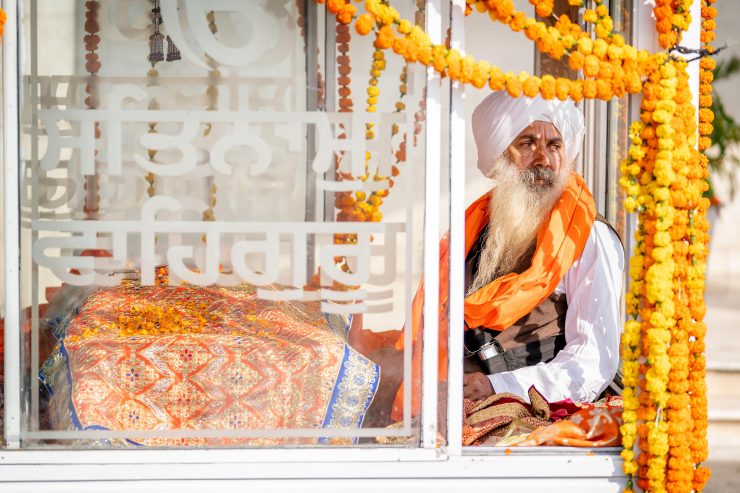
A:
[{"left": 505, "top": 121, "right": 566, "bottom": 189}]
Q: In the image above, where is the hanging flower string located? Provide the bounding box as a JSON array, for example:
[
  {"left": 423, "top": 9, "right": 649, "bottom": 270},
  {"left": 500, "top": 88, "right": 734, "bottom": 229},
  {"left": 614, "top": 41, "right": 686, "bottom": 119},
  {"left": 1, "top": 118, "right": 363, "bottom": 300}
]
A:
[
  {"left": 320, "top": 0, "right": 666, "bottom": 102},
  {"left": 698, "top": 1, "right": 716, "bottom": 152},
  {"left": 0, "top": 8, "right": 6, "bottom": 37},
  {"left": 687, "top": 1, "right": 716, "bottom": 490},
  {"left": 653, "top": 0, "right": 693, "bottom": 50},
  {"left": 201, "top": 11, "right": 220, "bottom": 234},
  {"left": 619, "top": 54, "right": 711, "bottom": 493},
  {"left": 335, "top": 0, "right": 425, "bottom": 245},
  {"left": 83, "top": 0, "right": 102, "bottom": 219}
]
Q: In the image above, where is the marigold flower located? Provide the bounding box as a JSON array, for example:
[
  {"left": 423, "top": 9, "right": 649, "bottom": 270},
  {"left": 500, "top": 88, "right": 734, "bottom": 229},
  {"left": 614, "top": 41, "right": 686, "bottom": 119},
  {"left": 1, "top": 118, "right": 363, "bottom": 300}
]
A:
[
  {"left": 374, "top": 25, "right": 394, "bottom": 49},
  {"left": 538, "top": 74, "right": 556, "bottom": 100},
  {"left": 583, "top": 79, "right": 597, "bottom": 99},
  {"left": 505, "top": 75, "right": 522, "bottom": 98},
  {"left": 522, "top": 76, "right": 540, "bottom": 98},
  {"left": 488, "top": 66, "right": 506, "bottom": 90},
  {"left": 583, "top": 55, "right": 600, "bottom": 77},
  {"left": 568, "top": 51, "right": 585, "bottom": 71},
  {"left": 568, "top": 80, "right": 583, "bottom": 102},
  {"left": 355, "top": 14, "right": 374, "bottom": 35},
  {"left": 555, "top": 78, "right": 570, "bottom": 101}
]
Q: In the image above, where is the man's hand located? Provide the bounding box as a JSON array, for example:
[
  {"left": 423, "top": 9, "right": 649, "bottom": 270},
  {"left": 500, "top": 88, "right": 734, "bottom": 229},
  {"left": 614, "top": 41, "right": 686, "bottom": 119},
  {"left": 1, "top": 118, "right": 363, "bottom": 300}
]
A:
[
  {"left": 364, "top": 347, "right": 404, "bottom": 428},
  {"left": 463, "top": 372, "right": 494, "bottom": 401}
]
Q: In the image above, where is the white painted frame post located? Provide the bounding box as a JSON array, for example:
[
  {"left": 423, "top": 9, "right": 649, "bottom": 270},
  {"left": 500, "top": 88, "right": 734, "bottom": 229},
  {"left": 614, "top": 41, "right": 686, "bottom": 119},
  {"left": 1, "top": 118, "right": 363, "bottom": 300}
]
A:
[
  {"left": 446, "top": 0, "right": 465, "bottom": 457},
  {"left": 421, "top": 0, "right": 442, "bottom": 449},
  {"left": 3, "top": 0, "right": 21, "bottom": 449}
]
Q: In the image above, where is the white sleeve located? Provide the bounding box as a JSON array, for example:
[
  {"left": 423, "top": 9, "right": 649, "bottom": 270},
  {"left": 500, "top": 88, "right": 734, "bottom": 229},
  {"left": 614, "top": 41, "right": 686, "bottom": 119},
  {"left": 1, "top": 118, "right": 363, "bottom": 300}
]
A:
[{"left": 486, "top": 221, "right": 625, "bottom": 403}]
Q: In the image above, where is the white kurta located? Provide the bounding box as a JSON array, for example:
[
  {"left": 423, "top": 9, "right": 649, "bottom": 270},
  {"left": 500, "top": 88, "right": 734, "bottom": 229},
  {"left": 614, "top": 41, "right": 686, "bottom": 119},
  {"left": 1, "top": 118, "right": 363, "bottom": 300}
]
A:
[{"left": 486, "top": 221, "right": 625, "bottom": 403}]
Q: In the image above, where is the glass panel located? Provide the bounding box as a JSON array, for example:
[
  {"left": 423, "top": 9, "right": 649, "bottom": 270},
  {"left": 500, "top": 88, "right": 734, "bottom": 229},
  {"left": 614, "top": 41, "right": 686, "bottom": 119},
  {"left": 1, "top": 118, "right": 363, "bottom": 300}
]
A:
[
  {"left": 0, "top": 19, "right": 5, "bottom": 443},
  {"left": 16, "top": 0, "right": 429, "bottom": 448},
  {"left": 462, "top": 0, "right": 535, "bottom": 206},
  {"left": 606, "top": 0, "right": 634, "bottom": 240}
]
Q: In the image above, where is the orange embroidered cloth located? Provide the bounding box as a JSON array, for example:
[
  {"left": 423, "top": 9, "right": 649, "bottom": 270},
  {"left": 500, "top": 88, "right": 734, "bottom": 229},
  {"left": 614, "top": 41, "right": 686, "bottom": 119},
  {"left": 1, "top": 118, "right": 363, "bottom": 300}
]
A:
[
  {"left": 392, "top": 172, "right": 596, "bottom": 420},
  {"left": 40, "top": 283, "right": 379, "bottom": 446},
  {"left": 511, "top": 406, "right": 622, "bottom": 447}
]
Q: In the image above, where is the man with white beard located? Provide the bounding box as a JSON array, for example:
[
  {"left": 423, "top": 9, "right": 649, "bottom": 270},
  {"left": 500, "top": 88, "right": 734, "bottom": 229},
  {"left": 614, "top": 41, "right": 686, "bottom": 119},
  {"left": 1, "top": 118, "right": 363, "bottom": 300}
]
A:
[
  {"left": 460, "top": 91, "right": 625, "bottom": 403},
  {"left": 366, "top": 91, "right": 625, "bottom": 425}
]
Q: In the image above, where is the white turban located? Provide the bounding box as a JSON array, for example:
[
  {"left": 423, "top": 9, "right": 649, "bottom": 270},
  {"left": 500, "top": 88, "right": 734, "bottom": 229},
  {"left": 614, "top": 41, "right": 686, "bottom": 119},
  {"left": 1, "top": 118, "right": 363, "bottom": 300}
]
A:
[{"left": 471, "top": 91, "right": 585, "bottom": 177}]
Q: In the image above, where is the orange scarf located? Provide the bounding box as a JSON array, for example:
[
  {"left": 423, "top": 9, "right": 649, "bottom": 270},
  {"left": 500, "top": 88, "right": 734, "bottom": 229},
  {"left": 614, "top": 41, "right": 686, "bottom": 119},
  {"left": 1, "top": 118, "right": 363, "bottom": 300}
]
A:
[{"left": 390, "top": 172, "right": 596, "bottom": 420}]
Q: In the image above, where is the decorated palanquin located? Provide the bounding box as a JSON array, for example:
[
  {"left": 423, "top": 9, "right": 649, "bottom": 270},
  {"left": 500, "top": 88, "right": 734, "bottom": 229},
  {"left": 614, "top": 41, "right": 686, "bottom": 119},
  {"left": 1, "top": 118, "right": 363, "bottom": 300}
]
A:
[
  {"left": 19, "top": 0, "right": 417, "bottom": 449},
  {"left": 39, "top": 278, "right": 379, "bottom": 446}
]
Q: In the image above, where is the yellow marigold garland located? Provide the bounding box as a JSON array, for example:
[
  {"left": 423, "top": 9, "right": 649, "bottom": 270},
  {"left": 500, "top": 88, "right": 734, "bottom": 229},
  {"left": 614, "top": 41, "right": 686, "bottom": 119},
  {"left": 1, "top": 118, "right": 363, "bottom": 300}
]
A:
[
  {"left": 620, "top": 51, "right": 713, "bottom": 491},
  {"left": 619, "top": 117, "right": 647, "bottom": 486}
]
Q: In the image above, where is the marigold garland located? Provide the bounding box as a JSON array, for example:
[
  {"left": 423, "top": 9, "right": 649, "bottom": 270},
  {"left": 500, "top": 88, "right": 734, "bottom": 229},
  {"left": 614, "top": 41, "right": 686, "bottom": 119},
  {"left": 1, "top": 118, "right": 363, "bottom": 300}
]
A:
[
  {"left": 653, "top": 0, "right": 693, "bottom": 50},
  {"left": 321, "top": 0, "right": 664, "bottom": 102},
  {"left": 686, "top": 2, "right": 716, "bottom": 490},
  {"left": 333, "top": 0, "right": 426, "bottom": 246},
  {"left": 83, "top": 0, "right": 101, "bottom": 219},
  {"left": 698, "top": 1, "right": 716, "bottom": 152}
]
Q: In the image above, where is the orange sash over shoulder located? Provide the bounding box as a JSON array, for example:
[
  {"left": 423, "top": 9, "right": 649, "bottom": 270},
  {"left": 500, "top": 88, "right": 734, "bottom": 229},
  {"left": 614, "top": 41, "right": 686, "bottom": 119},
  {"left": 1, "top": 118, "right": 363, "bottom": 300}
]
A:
[{"left": 390, "top": 172, "right": 596, "bottom": 420}]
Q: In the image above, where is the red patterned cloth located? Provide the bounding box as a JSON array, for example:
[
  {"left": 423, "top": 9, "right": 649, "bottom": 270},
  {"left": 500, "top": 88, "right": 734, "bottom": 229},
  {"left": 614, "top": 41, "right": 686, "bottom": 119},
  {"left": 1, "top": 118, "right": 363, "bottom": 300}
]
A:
[{"left": 40, "top": 283, "right": 379, "bottom": 446}]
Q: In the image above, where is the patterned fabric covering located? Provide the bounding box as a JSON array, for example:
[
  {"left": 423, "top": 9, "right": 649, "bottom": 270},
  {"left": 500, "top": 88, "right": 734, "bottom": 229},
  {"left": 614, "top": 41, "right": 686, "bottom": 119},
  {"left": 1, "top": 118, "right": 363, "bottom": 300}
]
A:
[{"left": 40, "top": 282, "right": 379, "bottom": 447}]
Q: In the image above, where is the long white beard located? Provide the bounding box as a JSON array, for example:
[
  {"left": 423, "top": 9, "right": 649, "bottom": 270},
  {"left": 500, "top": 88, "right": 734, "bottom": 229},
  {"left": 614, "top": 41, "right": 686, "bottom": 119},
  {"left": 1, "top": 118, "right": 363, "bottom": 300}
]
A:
[{"left": 468, "top": 155, "right": 571, "bottom": 295}]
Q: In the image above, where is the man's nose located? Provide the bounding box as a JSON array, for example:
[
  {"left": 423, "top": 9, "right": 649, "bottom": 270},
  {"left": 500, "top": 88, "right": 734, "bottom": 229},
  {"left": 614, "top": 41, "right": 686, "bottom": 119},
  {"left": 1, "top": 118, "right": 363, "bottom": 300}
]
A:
[{"left": 533, "top": 144, "right": 551, "bottom": 168}]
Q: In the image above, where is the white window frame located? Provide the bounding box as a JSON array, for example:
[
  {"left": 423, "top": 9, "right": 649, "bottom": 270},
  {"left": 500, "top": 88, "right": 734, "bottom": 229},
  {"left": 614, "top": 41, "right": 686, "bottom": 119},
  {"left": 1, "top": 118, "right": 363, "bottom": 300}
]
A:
[{"left": 0, "top": 0, "right": 651, "bottom": 488}]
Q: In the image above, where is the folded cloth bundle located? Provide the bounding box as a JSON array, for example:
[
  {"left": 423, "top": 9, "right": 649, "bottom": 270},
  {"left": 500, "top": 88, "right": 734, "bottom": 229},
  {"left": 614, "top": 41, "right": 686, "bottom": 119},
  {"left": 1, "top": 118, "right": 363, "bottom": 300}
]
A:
[
  {"left": 462, "top": 386, "right": 553, "bottom": 446},
  {"left": 462, "top": 386, "right": 623, "bottom": 447}
]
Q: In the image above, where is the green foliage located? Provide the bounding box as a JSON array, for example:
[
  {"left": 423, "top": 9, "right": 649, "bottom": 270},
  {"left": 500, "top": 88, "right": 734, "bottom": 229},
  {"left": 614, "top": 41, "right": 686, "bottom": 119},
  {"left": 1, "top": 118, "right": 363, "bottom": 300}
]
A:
[{"left": 708, "top": 55, "right": 740, "bottom": 200}]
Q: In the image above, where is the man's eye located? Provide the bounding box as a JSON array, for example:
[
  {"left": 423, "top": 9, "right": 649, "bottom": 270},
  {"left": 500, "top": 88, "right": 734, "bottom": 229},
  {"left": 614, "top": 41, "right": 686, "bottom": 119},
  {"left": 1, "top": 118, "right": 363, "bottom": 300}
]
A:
[{"left": 549, "top": 143, "right": 562, "bottom": 150}]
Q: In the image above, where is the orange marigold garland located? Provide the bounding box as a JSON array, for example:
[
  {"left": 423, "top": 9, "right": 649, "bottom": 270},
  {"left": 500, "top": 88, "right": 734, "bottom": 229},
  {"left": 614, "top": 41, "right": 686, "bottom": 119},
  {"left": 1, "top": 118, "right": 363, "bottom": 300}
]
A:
[
  {"left": 664, "top": 61, "right": 696, "bottom": 493},
  {"left": 653, "top": 0, "right": 693, "bottom": 50},
  {"left": 321, "top": 0, "right": 666, "bottom": 102},
  {"left": 83, "top": 0, "right": 102, "bottom": 219},
  {"left": 687, "top": 2, "right": 716, "bottom": 490},
  {"left": 698, "top": 0, "right": 716, "bottom": 152},
  {"left": 0, "top": 7, "right": 6, "bottom": 37}
]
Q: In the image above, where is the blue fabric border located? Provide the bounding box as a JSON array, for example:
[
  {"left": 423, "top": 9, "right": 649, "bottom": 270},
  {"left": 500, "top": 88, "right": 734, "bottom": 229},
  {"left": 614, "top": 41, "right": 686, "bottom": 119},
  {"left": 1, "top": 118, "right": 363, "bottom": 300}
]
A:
[
  {"left": 319, "top": 344, "right": 380, "bottom": 444},
  {"left": 322, "top": 313, "right": 353, "bottom": 340}
]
